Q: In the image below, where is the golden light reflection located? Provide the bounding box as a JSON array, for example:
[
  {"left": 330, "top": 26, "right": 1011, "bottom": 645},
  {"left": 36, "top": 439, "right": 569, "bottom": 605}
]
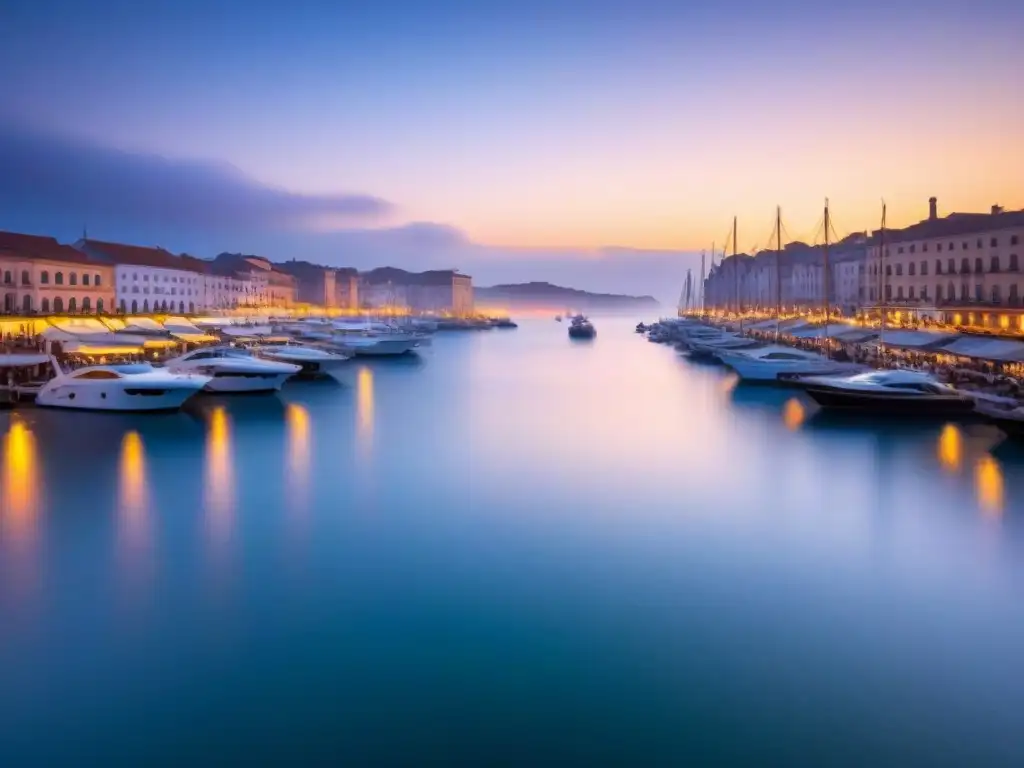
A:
[
  {"left": 204, "top": 406, "right": 235, "bottom": 538},
  {"left": 937, "top": 424, "right": 962, "bottom": 473},
  {"left": 975, "top": 454, "right": 1004, "bottom": 517},
  {"left": 1, "top": 417, "right": 40, "bottom": 545},
  {"left": 782, "top": 398, "right": 805, "bottom": 431},
  {"left": 720, "top": 373, "right": 739, "bottom": 395},
  {"left": 286, "top": 403, "right": 311, "bottom": 505},
  {"left": 356, "top": 367, "right": 374, "bottom": 450},
  {"left": 118, "top": 431, "right": 149, "bottom": 549}
]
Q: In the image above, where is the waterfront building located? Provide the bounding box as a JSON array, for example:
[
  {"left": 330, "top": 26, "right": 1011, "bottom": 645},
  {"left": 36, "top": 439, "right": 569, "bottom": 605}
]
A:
[
  {"left": 360, "top": 267, "right": 474, "bottom": 314},
  {"left": 865, "top": 198, "right": 1024, "bottom": 330},
  {"left": 0, "top": 231, "right": 116, "bottom": 314},
  {"left": 74, "top": 238, "right": 205, "bottom": 314},
  {"left": 334, "top": 268, "right": 360, "bottom": 310},
  {"left": 212, "top": 253, "right": 294, "bottom": 308},
  {"left": 278, "top": 261, "right": 337, "bottom": 308},
  {"left": 180, "top": 255, "right": 257, "bottom": 310}
]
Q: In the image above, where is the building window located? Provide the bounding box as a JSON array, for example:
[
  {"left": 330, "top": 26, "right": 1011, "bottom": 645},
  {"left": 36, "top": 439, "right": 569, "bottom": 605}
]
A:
[
  {"left": 908, "top": 286, "right": 915, "bottom": 300},
  {"left": 886, "top": 265, "right": 892, "bottom": 276},
  {"left": 949, "top": 258, "right": 956, "bottom": 273},
  {"left": 69, "top": 273, "right": 77, "bottom": 286},
  {"left": 143, "top": 299, "right": 149, "bottom": 312},
  {"left": 1011, "top": 254, "right": 1020, "bottom": 271},
  {"left": 896, "top": 264, "right": 903, "bottom": 276},
  {"left": 119, "top": 299, "right": 126, "bottom": 312},
  {"left": 897, "top": 246, "right": 904, "bottom": 254},
  {"left": 133, "top": 272, "right": 138, "bottom": 280},
  {"left": 22, "top": 295, "right": 31, "bottom": 312},
  {"left": 131, "top": 300, "right": 138, "bottom": 313},
  {"left": 41, "top": 298, "right": 50, "bottom": 312},
  {"left": 53, "top": 297, "right": 63, "bottom": 312},
  {"left": 921, "top": 286, "right": 928, "bottom": 300},
  {"left": 921, "top": 261, "right": 928, "bottom": 276},
  {"left": 922, "top": 243, "right": 928, "bottom": 252},
  {"left": 961, "top": 258, "right": 970, "bottom": 274},
  {"left": 1011, "top": 284, "right": 1019, "bottom": 301},
  {"left": 975, "top": 257, "right": 983, "bottom": 273},
  {"left": 937, "top": 243, "right": 943, "bottom": 252},
  {"left": 2, "top": 271, "right": 11, "bottom": 285},
  {"left": 179, "top": 301, "right": 185, "bottom": 313},
  {"left": 82, "top": 297, "right": 91, "bottom": 311},
  {"left": 975, "top": 284, "right": 983, "bottom": 301},
  {"left": 144, "top": 274, "right": 149, "bottom": 281},
  {"left": 20, "top": 270, "right": 29, "bottom": 286},
  {"left": 991, "top": 256, "right": 1001, "bottom": 272},
  {"left": 68, "top": 297, "right": 77, "bottom": 312},
  {"left": 960, "top": 284, "right": 968, "bottom": 300},
  {"left": 991, "top": 237, "right": 998, "bottom": 247},
  {"left": 97, "top": 298, "right": 104, "bottom": 313},
  {"left": 936, "top": 284, "right": 943, "bottom": 301},
  {"left": 41, "top": 271, "right": 49, "bottom": 284},
  {"left": 936, "top": 260, "right": 943, "bottom": 275},
  {"left": 897, "top": 286, "right": 904, "bottom": 299},
  {"left": 991, "top": 285, "right": 1000, "bottom": 303},
  {"left": 83, "top": 274, "right": 90, "bottom": 286},
  {"left": 908, "top": 263, "right": 915, "bottom": 276},
  {"left": 909, "top": 244, "right": 916, "bottom": 254},
  {"left": 949, "top": 282, "right": 955, "bottom": 300},
  {"left": 55, "top": 272, "right": 63, "bottom": 285},
  {"left": 977, "top": 239, "right": 983, "bottom": 248},
  {"left": 189, "top": 302, "right": 195, "bottom": 313},
  {"left": 1011, "top": 235, "right": 1019, "bottom": 246},
  {"left": 885, "top": 285, "right": 892, "bottom": 300},
  {"left": 95, "top": 274, "right": 102, "bottom": 286},
  {"left": 962, "top": 242, "right": 968, "bottom": 250}
]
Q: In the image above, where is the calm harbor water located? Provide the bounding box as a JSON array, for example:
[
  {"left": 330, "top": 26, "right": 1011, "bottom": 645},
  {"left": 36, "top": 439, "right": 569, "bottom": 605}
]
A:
[{"left": 3, "top": 318, "right": 1024, "bottom": 765}]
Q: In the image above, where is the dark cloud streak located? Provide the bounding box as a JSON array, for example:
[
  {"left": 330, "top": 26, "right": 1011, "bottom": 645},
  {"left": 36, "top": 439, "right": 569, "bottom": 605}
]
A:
[{"left": 0, "top": 122, "right": 392, "bottom": 232}]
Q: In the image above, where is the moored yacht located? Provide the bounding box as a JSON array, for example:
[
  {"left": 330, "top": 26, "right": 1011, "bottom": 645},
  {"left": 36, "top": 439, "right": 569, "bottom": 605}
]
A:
[
  {"left": 164, "top": 346, "right": 300, "bottom": 392},
  {"left": 36, "top": 363, "right": 209, "bottom": 412},
  {"left": 717, "top": 345, "right": 863, "bottom": 383},
  {"left": 253, "top": 342, "right": 353, "bottom": 380},
  {"left": 326, "top": 321, "right": 421, "bottom": 356},
  {"left": 799, "top": 369, "right": 976, "bottom": 416},
  {"left": 568, "top": 315, "right": 596, "bottom": 339}
]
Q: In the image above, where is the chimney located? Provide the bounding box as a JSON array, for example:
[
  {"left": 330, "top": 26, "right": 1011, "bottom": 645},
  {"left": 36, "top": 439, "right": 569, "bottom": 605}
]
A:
[
  {"left": 992, "top": 204, "right": 1004, "bottom": 215},
  {"left": 928, "top": 197, "right": 937, "bottom": 220}
]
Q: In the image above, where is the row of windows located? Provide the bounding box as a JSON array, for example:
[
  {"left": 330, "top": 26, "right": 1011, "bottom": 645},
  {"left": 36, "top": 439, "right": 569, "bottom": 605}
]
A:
[
  {"left": 118, "top": 299, "right": 196, "bottom": 314},
  {"left": 870, "top": 283, "right": 1022, "bottom": 303},
  {"left": 127, "top": 272, "right": 199, "bottom": 285},
  {"left": 3, "top": 270, "right": 103, "bottom": 286},
  {"left": 875, "top": 254, "right": 1021, "bottom": 277},
  {"left": 892, "top": 234, "right": 1020, "bottom": 255},
  {"left": 125, "top": 285, "right": 196, "bottom": 296},
  {"left": 28, "top": 296, "right": 106, "bottom": 313}
]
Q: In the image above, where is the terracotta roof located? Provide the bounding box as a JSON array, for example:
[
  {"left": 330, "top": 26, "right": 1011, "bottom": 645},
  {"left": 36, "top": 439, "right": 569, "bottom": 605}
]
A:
[
  {"left": 78, "top": 238, "right": 206, "bottom": 272},
  {"left": 0, "top": 230, "right": 102, "bottom": 265}
]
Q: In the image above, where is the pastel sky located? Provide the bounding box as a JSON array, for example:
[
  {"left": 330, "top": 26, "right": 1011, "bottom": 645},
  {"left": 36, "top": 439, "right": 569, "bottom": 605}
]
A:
[{"left": 1, "top": 0, "right": 1022, "bottom": 299}]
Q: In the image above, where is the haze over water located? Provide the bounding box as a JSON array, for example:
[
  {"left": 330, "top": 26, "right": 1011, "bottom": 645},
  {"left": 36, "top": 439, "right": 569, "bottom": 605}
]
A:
[{"left": 2, "top": 320, "right": 1024, "bottom": 764}]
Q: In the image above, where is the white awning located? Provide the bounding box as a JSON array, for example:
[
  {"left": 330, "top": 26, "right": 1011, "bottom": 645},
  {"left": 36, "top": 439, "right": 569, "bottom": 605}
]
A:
[{"left": 941, "top": 336, "right": 1024, "bottom": 362}]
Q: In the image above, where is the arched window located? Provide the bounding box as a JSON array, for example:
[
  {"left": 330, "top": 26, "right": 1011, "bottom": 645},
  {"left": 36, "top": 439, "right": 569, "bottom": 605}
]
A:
[
  {"left": 179, "top": 301, "right": 184, "bottom": 313},
  {"left": 82, "top": 297, "right": 91, "bottom": 312},
  {"left": 2, "top": 271, "right": 11, "bottom": 284},
  {"left": 161, "top": 300, "right": 168, "bottom": 311},
  {"left": 82, "top": 274, "right": 90, "bottom": 286},
  {"left": 975, "top": 257, "right": 983, "bottom": 274},
  {"left": 69, "top": 273, "right": 77, "bottom": 286},
  {"left": 991, "top": 256, "right": 1001, "bottom": 273},
  {"left": 41, "top": 298, "right": 50, "bottom": 313},
  {"left": 22, "top": 295, "right": 31, "bottom": 313},
  {"left": 55, "top": 272, "right": 64, "bottom": 285},
  {"left": 3, "top": 294, "right": 13, "bottom": 312},
  {"left": 41, "top": 271, "right": 49, "bottom": 284},
  {"left": 143, "top": 299, "right": 149, "bottom": 312},
  {"left": 21, "top": 270, "right": 29, "bottom": 286},
  {"left": 94, "top": 274, "right": 102, "bottom": 286},
  {"left": 96, "top": 298, "right": 104, "bottom": 313},
  {"left": 68, "top": 297, "right": 77, "bottom": 312},
  {"left": 131, "top": 299, "right": 138, "bottom": 314},
  {"left": 53, "top": 297, "right": 63, "bottom": 312},
  {"left": 992, "top": 285, "right": 1001, "bottom": 303},
  {"left": 119, "top": 299, "right": 126, "bottom": 312}
]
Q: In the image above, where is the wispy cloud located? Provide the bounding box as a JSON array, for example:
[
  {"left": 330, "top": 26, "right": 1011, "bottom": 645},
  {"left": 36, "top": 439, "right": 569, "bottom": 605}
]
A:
[{"left": 0, "top": 122, "right": 392, "bottom": 232}]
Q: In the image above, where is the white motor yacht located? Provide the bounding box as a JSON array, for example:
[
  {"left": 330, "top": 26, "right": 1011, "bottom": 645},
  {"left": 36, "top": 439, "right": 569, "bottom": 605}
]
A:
[
  {"left": 253, "top": 342, "right": 353, "bottom": 380},
  {"left": 36, "top": 363, "right": 209, "bottom": 412},
  {"left": 164, "top": 346, "right": 300, "bottom": 393},
  {"left": 328, "top": 321, "right": 421, "bottom": 356},
  {"left": 717, "top": 345, "right": 863, "bottom": 383}
]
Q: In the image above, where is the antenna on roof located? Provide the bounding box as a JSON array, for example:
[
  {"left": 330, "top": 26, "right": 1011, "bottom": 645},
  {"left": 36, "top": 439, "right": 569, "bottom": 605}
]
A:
[{"left": 82, "top": 223, "right": 88, "bottom": 240}]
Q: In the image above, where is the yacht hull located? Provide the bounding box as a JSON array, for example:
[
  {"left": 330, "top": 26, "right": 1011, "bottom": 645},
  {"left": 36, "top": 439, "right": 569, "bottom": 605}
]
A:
[
  {"left": 803, "top": 386, "right": 976, "bottom": 416},
  {"left": 347, "top": 339, "right": 419, "bottom": 356},
  {"left": 719, "top": 354, "right": 861, "bottom": 382},
  {"left": 36, "top": 383, "right": 203, "bottom": 412},
  {"left": 202, "top": 372, "right": 294, "bottom": 393}
]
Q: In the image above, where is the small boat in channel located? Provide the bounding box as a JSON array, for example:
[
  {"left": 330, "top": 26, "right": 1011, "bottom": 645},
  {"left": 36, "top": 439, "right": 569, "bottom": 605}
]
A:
[
  {"left": 567, "top": 315, "right": 596, "bottom": 339},
  {"left": 798, "top": 369, "right": 976, "bottom": 417}
]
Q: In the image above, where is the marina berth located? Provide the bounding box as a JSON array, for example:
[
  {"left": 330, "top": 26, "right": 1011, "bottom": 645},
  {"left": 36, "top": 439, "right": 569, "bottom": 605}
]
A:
[
  {"left": 798, "top": 369, "right": 976, "bottom": 416},
  {"left": 163, "top": 346, "right": 300, "bottom": 393},
  {"left": 35, "top": 362, "right": 209, "bottom": 412}
]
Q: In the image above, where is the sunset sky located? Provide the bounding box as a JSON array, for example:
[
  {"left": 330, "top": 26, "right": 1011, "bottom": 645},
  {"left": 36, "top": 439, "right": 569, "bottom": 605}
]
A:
[{"left": 1, "top": 0, "right": 1022, "bottom": 298}]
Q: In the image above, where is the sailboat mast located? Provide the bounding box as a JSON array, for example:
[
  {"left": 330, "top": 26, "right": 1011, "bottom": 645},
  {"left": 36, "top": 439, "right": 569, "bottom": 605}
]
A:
[
  {"left": 879, "top": 202, "right": 888, "bottom": 348},
  {"left": 700, "top": 250, "right": 706, "bottom": 316},
  {"left": 733, "top": 216, "right": 742, "bottom": 332},
  {"left": 775, "top": 205, "right": 782, "bottom": 341},
  {"left": 823, "top": 198, "right": 831, "bottom": 346}
]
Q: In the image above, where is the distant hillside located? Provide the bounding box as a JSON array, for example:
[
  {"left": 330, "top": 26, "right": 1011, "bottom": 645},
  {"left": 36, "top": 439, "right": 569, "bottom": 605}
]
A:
[{"left": 476, "top": 282, "right": 659, "bottom": 314}]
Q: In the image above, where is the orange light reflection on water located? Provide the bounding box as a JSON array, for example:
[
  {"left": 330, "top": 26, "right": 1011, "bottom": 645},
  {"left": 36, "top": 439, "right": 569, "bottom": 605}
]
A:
[
  {"left": 357, "top": 367, "right": 374, "bottom": 453},
  {"left": 1, "top": 417, "right": 40, "bottom": 546},
  {"left": 204, "top": 406, "right": 235, "bottom": 539},
  {"left": 782, "top": 398, "right": 806, "bottom": 431},
  {"left": 937, "top": 424, "right": 962, "bottom": 473},
  {"left": 975, "top": 454, "right": 1004, "bottom": 517},
  {"left": 286, "top": 403, "right": 311, "bottom": 508},
  {"left": 118, "top": 430, "right": 150, "bottom": 551}
]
